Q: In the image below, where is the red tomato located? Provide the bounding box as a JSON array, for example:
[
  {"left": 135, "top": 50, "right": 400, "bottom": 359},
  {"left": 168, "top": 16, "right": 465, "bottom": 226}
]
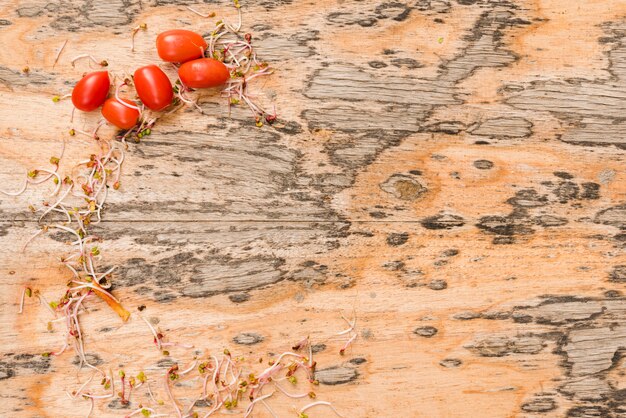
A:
[
  {"left": 156, "top": 30, "right": 207, "bottom": 63},
  {"left": 101, "top": 98, "right": 140, "bottom": 130},
  {"left": 178, "top": 58, "right": 230, "bottom": 89},
  {"left": 71, "top": 71, "right": 110, "bottom": 112},
  {"left": 134, "top": 65, "right": 173, "bottom": 111}
]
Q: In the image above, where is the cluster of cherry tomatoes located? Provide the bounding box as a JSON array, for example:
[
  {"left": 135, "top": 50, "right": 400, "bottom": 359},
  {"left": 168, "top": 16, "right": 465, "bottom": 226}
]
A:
[{"left": 71, "top": 29, "right": 230, "bottom": 130}]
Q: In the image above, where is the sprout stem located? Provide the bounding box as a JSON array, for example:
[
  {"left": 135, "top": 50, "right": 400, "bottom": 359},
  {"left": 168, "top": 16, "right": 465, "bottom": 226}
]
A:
[
  {"left": 0, "top": 175, "right": 28, "bottom": 196},
  {"left": 18, "top": 287, "right": 27, "bottom": 314},
  {"left": 53, "top": 40, "right": 68, "bottom": 69},
  {"left": 115, "top": 83, "right": 142, "bottom": 112},
  {"left": 39, "top": 184, "right": 73, "bottom": 222},
  {"left": 179, "top": 360, "right": 198, "bottom": 376},
  {"left": 164, "top": 370, "right": 183, "bottom": 418},
  {"left": 260, "top": 398, "right": 278, "bottom": 418},
  {"left": 70, "top": 373, "right": 96, "bottom": 399},
  {"left": 36, "top": 291, "right": 58, "bottom": 317},
  {"left": 22, "top": 228, "right": 45, "bottom": 253},
  {"left": 146, "top": 380, "right": 159, "bottom": 405},
  {"left": 84, "top": 396, "right": 94, "bottom": 418},
  {"left": 186, "top": 6, "right": 213, "bottom": 17},
  {"left": 273, "top": 381, "right": 308, "bottom": 398},
  {"left": 139, "top": 314, "right": 162, "bottom": 350},
  {"left": 243, "top": 392, "right": 274, "bottom": 418},
  {"left": 130, "top": 24, "right": 147, "bottom": 52},
  {"left": 300, "top": 401, "right": 344, "bottom": 417},
  {"left": 339, "top": 334, "right": 357, "bottom": 356},
  {"left": 71, "top": 54, "right": 106, "bottom": 68}
]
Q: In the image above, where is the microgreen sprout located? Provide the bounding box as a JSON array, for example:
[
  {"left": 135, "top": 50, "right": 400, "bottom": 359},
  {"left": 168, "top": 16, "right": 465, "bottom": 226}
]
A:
[
  {"left": 339, "top": 334, "right": 357, "bottom": 356},
  {"left": 146, "top": 380, "right": 160, "bottom": 405},
  {"left": 71, "top": 54, "right": 108, "bottom": 68},
  {"left": 186, "top": 6, "right": 215, "bottom": 18},
  {"left": 115, "top": 82, "right": 142, "bottom": 112},
  {"left": 180, "top": 360, "right": 198, "bottom": 376},
  {"left": 164, "top": 365, "right": 183, "bottom": 417},
  {"left": 131, "top": 23, "right": 148, "bottom": 52},
  {"left": 68, "top": 372, "right": 96, "bottom": 399},
  {"left": 299, "top": 401, "right": 345, "bottom": 417},
  {"left": 0, "top": 174, "right": 29, "bottom": 196},
  {"left": 22, "top": 227, "right": 46, "bottom": 253},
  {"left": 18, "top": 286, "right": 32, "bottom": 314},
  {"left": 85, "top": 396, "right": 95, "bottom": 417},
  {"left": 243, "top": 392, "right": 274, "bottom": 418},
  {"left": 53, "top": 39, "right": 68, "bottom": 69},
  {"left": 52, "top": 93, "right": 72, "bottom": 103},
  {"left": 273, "top": 381, "right": 308, "bottom": 399},
  {"left": 337, "top": 310, "right": 358, "bottom": 355},
  {"left": 119, "top": 369, "right": 129, "bottom": 404},
  {"left": 71, "top": 126, "right": 99, "bottom": 140}
]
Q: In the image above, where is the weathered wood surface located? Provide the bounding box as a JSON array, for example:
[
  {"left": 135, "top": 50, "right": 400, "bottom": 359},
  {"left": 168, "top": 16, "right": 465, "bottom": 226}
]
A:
[{"left": 1, "top": 0, "right": 626, "bottom": 416}]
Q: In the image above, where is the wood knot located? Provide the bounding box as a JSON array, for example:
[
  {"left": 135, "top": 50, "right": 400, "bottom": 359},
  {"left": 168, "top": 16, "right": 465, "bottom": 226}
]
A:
[{"left": 380, "top": 174, "right": 426, "bottom": 201}]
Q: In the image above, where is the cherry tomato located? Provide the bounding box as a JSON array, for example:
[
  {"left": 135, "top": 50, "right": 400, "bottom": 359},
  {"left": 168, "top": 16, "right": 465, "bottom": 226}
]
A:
[
  {"left": 156, "top": 30, "right": 208, "bottom": 63},
  {"left": 133, "top": 65, "right": 173, "bottom": 111},
  {"left": 71, "top": 71, "right": 110, "bottom": 112},
  {"left": 178, "top": 58, "right": 230, "bottom": 89},
  {"left": 101, "top": 98, "right": 140, "bottom": 130}
]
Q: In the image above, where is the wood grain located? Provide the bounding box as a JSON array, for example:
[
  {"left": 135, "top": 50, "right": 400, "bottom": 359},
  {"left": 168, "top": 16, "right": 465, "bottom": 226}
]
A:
[{"left": 1, "top": 0, "right": 625, "bottom": 417}]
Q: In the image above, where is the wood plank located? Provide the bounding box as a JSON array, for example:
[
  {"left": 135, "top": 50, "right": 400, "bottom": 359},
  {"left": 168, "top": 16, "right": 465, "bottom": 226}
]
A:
[{"left": 0, "top": 0, "right": 625, "bottom": 417}]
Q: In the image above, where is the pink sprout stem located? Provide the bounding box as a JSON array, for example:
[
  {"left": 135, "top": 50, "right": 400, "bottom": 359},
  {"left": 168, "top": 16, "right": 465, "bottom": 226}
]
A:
[{"left": 300, "top": 401, "right": 344, "bottom": 417}]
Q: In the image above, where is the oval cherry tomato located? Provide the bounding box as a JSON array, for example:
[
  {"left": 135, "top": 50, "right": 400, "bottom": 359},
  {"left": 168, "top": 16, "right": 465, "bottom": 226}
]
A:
[
  {"left": 134, "top": 65, "right": 173, "bottom": 111},
  {"left": 178, "top": 58, "right": 230, "bottom": 89},
  {"left": 156, "top": 30, "right": 208, "bottom": 63},
  {"left": 71, "top": 71, "right": 110, "bottom": 112},
  {"left": 101, "top": 98, "right": 140, "bottom": 130}
]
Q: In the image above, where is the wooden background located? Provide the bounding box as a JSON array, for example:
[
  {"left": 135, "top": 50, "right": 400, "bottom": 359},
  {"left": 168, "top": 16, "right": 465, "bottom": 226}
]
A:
[{"left": 1, "top": 0, "right": 625, "bottom": 416}]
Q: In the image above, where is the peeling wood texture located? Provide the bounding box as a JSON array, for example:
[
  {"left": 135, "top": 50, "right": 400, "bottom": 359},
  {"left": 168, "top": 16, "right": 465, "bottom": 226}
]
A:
[{"left": 1, "top": 0, "right": 626, "bottom": 417}]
